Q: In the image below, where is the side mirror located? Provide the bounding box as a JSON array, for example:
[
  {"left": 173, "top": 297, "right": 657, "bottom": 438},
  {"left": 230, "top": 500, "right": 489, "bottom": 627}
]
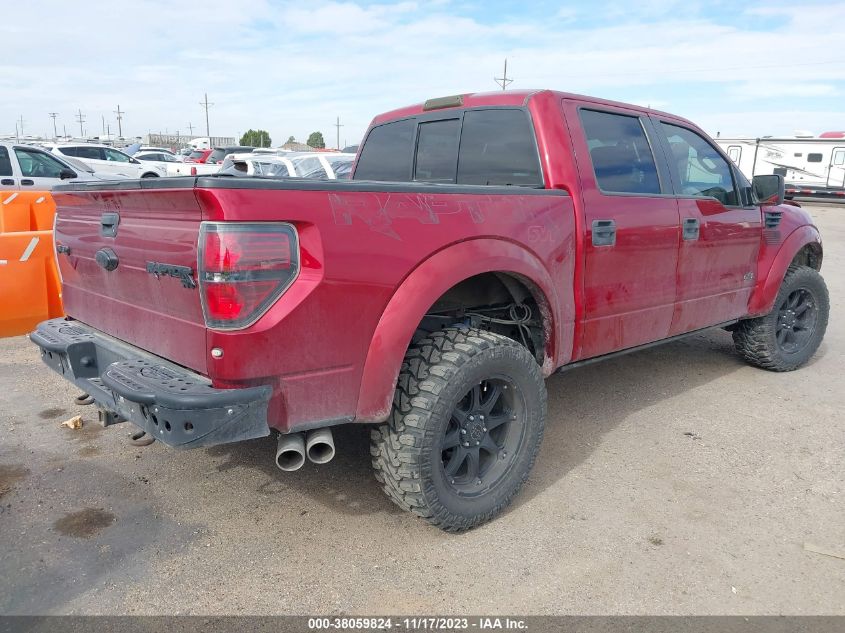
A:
[
  {"left": 59, "top": 168, "right": 77, "bottom": 180},
  {"left": 752, "top": 174, "right": 785, "bottom": 206}
]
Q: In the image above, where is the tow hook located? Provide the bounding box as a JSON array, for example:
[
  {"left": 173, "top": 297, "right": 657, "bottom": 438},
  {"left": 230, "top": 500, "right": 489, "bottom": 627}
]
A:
[
  {"left": 75, "top": 393, "right": 95, "bottom": 405},
  {"left": 129, "top": 430, "right": 155, "bottom": 447}
]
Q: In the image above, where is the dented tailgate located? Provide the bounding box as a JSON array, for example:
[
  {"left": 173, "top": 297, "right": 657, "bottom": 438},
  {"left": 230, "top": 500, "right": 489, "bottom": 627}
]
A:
[{"left": 53, "top": 181, "right": 208, "bottom": 374}]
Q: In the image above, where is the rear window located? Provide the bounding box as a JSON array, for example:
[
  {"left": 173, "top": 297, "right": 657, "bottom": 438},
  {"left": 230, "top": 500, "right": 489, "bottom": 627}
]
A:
[
  {"left": 189, "top": 150, "right": 205, "bottom": 159},
  {"left": 207, "top": 149, "right": 227, "bottom": 163},
  {"left": 355, "top": 119, "right": 415, "bottom": 181},
  {"left": 354, "top": 109, "right": 542, "bottom": 186},
  {"left": 456, "top": 109, "right": 542, "bottom": 186},
  {"left": 415, "top": 119, "right": 460, "bottom": 183}
]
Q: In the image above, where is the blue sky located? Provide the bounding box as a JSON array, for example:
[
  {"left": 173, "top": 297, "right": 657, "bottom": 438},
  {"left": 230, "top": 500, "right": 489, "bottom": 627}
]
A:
[{"left": 1, "top": 0, "right": 843, "bottom": 145}]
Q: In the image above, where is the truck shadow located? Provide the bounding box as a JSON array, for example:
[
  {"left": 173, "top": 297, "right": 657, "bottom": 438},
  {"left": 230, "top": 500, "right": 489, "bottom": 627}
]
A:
[{"left": 206, "top": 328, "right": 752, "bottom": 525}]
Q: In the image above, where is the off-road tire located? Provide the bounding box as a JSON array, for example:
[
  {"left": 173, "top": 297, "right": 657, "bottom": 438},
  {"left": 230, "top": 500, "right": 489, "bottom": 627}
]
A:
[
  {"left": 733, "top": 265, "right": 829, "bottom": 371},
  {"left": 371, "top": 328, "right": 547, "bottom": 532}
]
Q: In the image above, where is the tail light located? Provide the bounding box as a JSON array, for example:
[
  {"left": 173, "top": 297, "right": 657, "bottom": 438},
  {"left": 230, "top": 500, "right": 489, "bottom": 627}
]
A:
[
  {"left": 198, "top": 222, "right": 299, "bottom": 329},
  {"left": 190, "top": 166, "right": 197, "bottom": 175}
]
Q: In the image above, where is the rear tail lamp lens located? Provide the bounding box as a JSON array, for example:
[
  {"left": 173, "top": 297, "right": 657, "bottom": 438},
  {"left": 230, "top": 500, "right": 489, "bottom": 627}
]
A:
[{"left": 199, "top": 222, "right": 299, "bottom": 329}]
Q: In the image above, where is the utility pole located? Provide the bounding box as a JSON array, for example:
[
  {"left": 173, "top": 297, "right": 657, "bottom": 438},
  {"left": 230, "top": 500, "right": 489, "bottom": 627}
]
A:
[
  {"left": 494, "top": 58, "right": 513, "bottom": 91},
  {"left": 102, "top": 114, "right": 106, "bottom": 137},
  {"left": 18, "top": 115, "right": 24, "bottom": 137},
  {"left": 49, "top": 113, "right": 58, "bottom": 139},
  {"left": 334, "top": 116, "right": 344, "bottom": 150},
  {"left": 63, "top": 124, "right": 67, "bottom": 139},
  {"left": 76, "top": 109, "right": 86, "bottom": 138},
  {"left": 200, "top": 93, "right": 213, "bottom": 138},
  {"left": 187, "top": 122, "right": 194, "bottom": 137},
  {"left": 114, "top": 104, "right": 124, "bottom": 138}
]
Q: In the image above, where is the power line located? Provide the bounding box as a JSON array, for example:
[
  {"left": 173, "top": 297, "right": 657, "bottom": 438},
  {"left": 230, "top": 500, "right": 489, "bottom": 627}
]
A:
[
  {"left": 494, "top": 58, "right": 513, "bottom": 90},
  {"left": 48, "top": 112, "right": 58, "bottom": 139},
  {"left": 200, "top": 93, "right": 214, "bottom": 137},
  {"left": 114, "top": 105, "right": 124, "bottom": 138}
]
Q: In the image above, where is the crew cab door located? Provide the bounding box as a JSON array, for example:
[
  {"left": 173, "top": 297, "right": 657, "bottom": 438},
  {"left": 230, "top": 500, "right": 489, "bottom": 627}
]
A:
[
  {"left": 563, "top": 101, "right": 681, "bottom": 359},
  {"left": 651, "top": 119, "right": 761, "bottom": 334}
]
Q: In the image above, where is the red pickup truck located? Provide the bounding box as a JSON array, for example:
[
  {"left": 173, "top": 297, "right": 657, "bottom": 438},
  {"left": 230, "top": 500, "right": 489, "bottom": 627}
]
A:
[{"left": 32, "top": 90, "right": 829, "bottom": 531}]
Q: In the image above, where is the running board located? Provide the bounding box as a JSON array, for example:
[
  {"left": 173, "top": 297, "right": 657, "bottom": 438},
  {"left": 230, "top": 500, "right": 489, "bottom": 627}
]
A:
[{"left": 558, "top": 321, "right": 739, "bottom": 373}]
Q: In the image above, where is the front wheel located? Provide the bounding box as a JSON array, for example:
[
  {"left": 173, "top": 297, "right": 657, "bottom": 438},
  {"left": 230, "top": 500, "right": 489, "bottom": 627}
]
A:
[
  {"left": 371, "top": 328, "right": 547, "bottom": 532},
  {"left": 733, "top": 265, "right": 829, "bottom": 371}
]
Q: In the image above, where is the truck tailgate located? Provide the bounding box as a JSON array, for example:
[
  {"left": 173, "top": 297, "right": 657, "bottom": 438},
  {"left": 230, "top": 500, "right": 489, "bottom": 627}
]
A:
[{"left": 54, "top": 185, "right": 208, "bottom": 374}]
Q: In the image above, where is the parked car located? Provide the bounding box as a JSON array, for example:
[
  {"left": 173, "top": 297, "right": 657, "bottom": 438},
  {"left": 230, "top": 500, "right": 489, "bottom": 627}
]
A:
[
  {"left": 205, "top": 145, "right": 255, "bottom": 165},
  {"left": 185, "top": 149, "right": 213, "bottom": 163},
  {"left": 0, "top": 142, "right": 120, "bottom": 190},
  {"left": 219, "top": 152, "right": 355, "bottom": 179},
  {"left": 45, "top": 143, "right": 164, "bottom": 178},
  {"left": 34, "top": 89, "right": 829, "bottom": 532},
  {"left": 133, "top": 150, "right": 194, "bottom": 176}
]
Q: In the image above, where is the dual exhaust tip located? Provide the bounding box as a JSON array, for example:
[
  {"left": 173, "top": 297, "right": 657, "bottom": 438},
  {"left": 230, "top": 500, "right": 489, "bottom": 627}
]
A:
[{"left": 275, "top": 427, "right": 335, "bottom": 471}]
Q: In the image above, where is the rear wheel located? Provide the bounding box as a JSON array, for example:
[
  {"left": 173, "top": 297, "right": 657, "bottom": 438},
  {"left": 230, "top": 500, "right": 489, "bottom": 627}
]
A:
[
  {"left": 733, "top": 265, "right": 829, "bottom": 371},
  {"left": 371, "top": 328, "right": 546, "bottom": 532},
  {"left": 141, "top": 172, "right": 159, "bottom": 178}
]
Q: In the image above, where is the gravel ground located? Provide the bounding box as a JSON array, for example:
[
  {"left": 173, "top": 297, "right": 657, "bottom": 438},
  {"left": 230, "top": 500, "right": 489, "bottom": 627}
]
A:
[{"left": 0, "top": 204, "right": 842, "bottom": 616}]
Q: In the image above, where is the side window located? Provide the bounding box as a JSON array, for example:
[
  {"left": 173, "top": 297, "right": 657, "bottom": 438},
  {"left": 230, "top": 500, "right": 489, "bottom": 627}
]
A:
[
  {"left": 807, "top": 153, "right": 823, "bottom": 163},
  {"left": 62, "top": 146, "right": 102, "bottom": 160},
  {"left": 354, "top": 119, "right": 415, "bottom": 181},
  {"left": 457, "top": 109, "right": 542, "bottom": 186},
  {"left": 579, "top": 109, "right": 661, "bottom": 195},
  {"left": 14, "top": 148, "right": 67, "bottom": 178},
  {"left": 103, "top": 148, "right": 130, "bottom": 162},
  {"left": 833, "top": 149, "right": 845, "bottom": 166},
  {"left": 660, "top": 123, "right": 738, "bottom": 206},
  {"left": 414, "top": 119, "right": 459, "bottom": 183},
  {"left": 0, "top": 147, "right": 12, "bottom": 176}
]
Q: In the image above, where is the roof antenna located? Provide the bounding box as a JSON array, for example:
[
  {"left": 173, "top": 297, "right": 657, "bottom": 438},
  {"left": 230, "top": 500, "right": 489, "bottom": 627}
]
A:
[{"left": 494, "top": 58, "right": 513, "bottom": 91}]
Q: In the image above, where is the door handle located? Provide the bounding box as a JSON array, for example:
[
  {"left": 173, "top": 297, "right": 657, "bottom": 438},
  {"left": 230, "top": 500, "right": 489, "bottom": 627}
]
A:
[
  {"left": 591, "top": 219, "right": 616, "bottom": 246},
  {"left": 100, "top": 212, "right": 120, "bottom": 237},
  {"left": 20, "top": 179, "right": 34, "bottom": 186},
  {"left": 683, "top": 217, "right": 700, "bottom": 241},
  {"left": 0, "top": 179, "right": 14, "bottom": 186}
]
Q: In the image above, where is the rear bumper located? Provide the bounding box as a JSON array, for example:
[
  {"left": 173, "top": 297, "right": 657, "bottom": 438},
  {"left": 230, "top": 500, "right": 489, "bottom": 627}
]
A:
[{"left": 30, "top": 318, "right": 271, "bottom": 448}]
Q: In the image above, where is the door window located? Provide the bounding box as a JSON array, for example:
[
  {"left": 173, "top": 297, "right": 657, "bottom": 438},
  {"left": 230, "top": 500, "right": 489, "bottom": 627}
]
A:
[
  {"left": 579, "top": 109, "right": 661, "bottom": 195},
  {"left": 60, "top": 146, "right": 103, "bottom": 160},
  {"left": 660, "top": 123, "right": 738, "bottom": 205},
  {"left": 103, "top": 148, "right": 131, "bottom": 162},
  {"left": 14, "top": 148, "right": 68, "bottom": 178},
  {"left": 0, "top": 147, "right": 12, "bottom": 176},
  {"left": 832, "top": 149, "right": 845, "bottom": 166}
]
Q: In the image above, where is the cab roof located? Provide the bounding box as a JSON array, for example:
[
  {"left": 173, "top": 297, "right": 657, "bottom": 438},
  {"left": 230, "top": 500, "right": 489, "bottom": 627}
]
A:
[{"left": 371, "top": 89, "right": 684, "bottom": 126}]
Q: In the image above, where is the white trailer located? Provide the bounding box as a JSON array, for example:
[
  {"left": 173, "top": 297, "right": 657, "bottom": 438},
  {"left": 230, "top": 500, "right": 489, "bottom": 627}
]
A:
[{"left": 715, "top": 134, "right": 845, "bottom": 198}]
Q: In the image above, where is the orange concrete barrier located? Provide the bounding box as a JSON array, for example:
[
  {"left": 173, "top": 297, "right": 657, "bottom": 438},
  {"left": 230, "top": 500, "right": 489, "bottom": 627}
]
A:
[
  {"left": 0, "top": 191, "right": 63, "bottom": 337},
  {"left": 0, "top": 191, "right": 56, "bottom": 233}
]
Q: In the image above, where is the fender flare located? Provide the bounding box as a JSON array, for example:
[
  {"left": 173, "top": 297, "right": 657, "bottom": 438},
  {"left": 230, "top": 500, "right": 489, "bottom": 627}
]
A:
[
  {"left": 748, "top": 224, "right": 822, "bottom": 316},
  {"left": 355, "top": 238, "right": 561, "bottom": 422}
]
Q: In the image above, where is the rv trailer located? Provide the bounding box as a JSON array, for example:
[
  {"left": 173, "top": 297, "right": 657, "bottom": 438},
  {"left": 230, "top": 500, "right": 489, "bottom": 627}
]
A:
[{"left": 716, "top": 132, "right": 845, "bottom": 199}]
